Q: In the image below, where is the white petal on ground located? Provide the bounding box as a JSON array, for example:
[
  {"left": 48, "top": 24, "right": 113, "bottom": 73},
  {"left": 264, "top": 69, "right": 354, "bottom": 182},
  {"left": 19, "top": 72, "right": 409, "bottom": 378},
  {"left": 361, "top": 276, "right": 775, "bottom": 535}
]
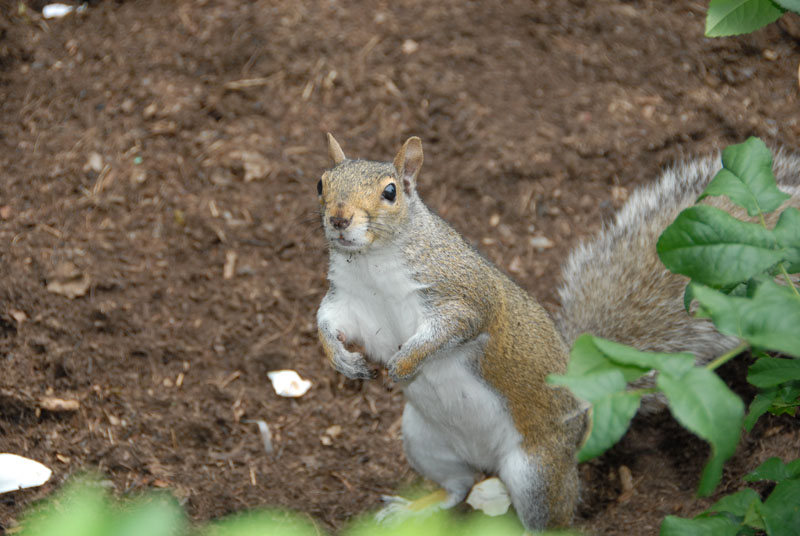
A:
[
  {"left": 267, "top": 370, "right": 312, "bottom": 398},
  {"left": 0, "top": 454, "right": 52, "bottom": 494},
  {"left": 466, "top": 477, "right": 512, "bottom": 516}
]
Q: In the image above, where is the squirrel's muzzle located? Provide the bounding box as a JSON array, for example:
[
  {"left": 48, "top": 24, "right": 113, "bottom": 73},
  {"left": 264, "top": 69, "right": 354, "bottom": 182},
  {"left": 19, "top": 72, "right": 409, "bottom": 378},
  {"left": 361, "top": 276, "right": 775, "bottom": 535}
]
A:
[{"left": 329, "top": 215, "right": 352, "bottom": 230}]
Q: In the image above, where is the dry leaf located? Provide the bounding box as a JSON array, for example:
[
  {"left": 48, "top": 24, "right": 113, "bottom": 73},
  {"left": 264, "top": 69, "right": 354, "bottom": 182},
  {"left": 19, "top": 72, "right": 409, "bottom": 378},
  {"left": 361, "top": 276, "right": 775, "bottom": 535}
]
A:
[
  {"left": 229, "top": 150, "right": 272, "bottom": 182},
  {"left": 47, "top": 262, "right": 90, "bottom": 299},
  {"left": 508, "top": 256, "right": 524, "bottom": 275}
]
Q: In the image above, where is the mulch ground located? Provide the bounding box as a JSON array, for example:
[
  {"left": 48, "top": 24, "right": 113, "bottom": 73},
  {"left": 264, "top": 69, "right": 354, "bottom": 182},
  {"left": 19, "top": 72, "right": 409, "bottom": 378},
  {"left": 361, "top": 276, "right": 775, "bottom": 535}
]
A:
[{"left": 1, "top": 1, "right": 799, "bottom": 534}]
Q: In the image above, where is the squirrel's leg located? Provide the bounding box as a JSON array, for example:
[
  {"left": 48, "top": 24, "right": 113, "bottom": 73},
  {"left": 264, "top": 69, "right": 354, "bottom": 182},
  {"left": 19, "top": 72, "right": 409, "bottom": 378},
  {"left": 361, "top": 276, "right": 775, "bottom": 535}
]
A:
[
  {"left": 498, "top": 446, "right": 578, "bottom": 530},
  {"left": 376, "top": 402, "right": 475, "bottom": 523},
  {"left": 389, "top": 304, "right": 481, "bottom": 381}
]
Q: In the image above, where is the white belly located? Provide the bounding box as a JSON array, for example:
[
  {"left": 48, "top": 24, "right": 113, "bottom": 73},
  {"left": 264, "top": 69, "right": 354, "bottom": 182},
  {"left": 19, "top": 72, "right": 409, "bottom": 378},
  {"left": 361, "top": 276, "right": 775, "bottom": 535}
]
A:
[
  {"left": 404, "top": 336, "right": 523, "bottom": 471},
  {"left": 327, "top": 248, "right": 426, "bottom": 366},
  {"left": 326, "top": 249, "right": 521, "bottom": 471}
]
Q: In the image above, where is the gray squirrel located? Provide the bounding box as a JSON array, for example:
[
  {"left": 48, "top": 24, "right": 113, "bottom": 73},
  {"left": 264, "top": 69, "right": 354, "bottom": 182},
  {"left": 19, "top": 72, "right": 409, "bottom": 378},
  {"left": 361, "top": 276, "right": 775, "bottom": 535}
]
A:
[{"left": 315, "top": 135, "right": 800, "bottom": 530}]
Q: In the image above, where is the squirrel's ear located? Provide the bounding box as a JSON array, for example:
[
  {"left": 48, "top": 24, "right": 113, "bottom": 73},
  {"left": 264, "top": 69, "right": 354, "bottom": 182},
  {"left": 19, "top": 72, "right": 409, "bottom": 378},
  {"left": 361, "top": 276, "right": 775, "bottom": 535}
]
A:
[
  {"left": 327, "top": 133, "right": 346, "bottom": 165},
  {"left": 393, "top": 137, "right": 424, "bottom": 193}
]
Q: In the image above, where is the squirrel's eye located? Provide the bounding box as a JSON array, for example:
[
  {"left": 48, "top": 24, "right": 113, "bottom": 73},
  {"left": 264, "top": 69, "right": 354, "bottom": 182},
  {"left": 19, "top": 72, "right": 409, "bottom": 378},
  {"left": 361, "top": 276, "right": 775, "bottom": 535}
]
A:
[
  {"left": 382, "top": 183, "right": 396, "bottom": 202},
  {"left": 317, "top": 179, "right": 323, "bottom": 196}
]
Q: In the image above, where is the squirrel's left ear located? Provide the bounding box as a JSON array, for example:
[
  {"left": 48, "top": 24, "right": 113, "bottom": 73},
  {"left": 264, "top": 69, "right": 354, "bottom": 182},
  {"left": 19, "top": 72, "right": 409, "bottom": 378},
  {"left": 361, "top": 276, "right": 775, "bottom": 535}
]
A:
[
  {"left": 393, "top": 137, "right": 424, "bottom": 194},
  {"left": 327, "top": 133, "right": 346, "bottom": 165}
]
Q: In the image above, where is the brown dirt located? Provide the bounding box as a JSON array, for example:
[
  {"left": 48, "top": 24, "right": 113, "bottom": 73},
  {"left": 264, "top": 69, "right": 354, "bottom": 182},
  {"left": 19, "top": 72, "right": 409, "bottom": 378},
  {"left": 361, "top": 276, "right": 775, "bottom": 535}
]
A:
[{"left": 1, "top": 0, "right": 799, "bottom": 534}]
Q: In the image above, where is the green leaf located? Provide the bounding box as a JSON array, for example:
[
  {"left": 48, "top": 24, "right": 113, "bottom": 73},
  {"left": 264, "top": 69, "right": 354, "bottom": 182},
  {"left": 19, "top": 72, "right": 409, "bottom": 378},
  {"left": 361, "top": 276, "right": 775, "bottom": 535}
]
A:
[
  {"left": 706, "top": 0, "right": 785, "bottom": 37},
  {"left": 744, "top": 391, "right": 776, "bottom": 431},
  {"left": 762, "top": 479, "right": 800, "bottom": 535},
  {"left": 743, "top": 499, "right": 767, "bottom": 530},
  {"left": 577, "top": 391, "right": 640, "bottom": 462},
  {"left": 562, "top": 334, "right": 650, "bottom": 382},
  {"left": 201, "top": 510, "right": 320, "bottom": 536},
  {"left": 346, "top": 510, "right": 450, "bottom": 536},
  {"left": 747, "top": 383, "right": 800, "bottom": 430},
  {"left": 591, "top": 337, "right": 696, "bottom": 378},
  {"left": 705, "top": 488, "right": 761, "bottom": 517},
  {"left": 658, "top": 205, "right": 783, "bottom": 287},
  {"left": 691, "top": 281, "right": 800, "bottom": 358},
  {"left": 658, "top": 368, "right": 744, "bottom": 496},
  {"left": 549, "top": 367, "right": 641, "bottom": 462},
  {"left": 788, "top": 459, "right": 800, "bottom": 478},
  {"left": 549, "top": 369, "right": 627, "bottom": 402},
  {"left": 19, "top": 480, "right": 111, "bottom": 536},
  {"left": 773, "top": 0, "right": 800, "bottom": 13},
  {"left": 773, "top": 207, "right": 800, "bottom": 273},
  {"left": 700, "top": 137, "right": 790, "bottom": 217},
  {"left": 660, "top": 514, "right": 740, "bottom": 536},
  {"left": 745, "top": 457, "right": 792, "bottom": 482},
  {"left": 114, "top": 494, "right": 185, "bottom": 536},
  {"left": 748, "top": 357, "right": 800, "bottom": 387},
  {"left": 456, "top": 512, "right": 527, "bottom": 536}
]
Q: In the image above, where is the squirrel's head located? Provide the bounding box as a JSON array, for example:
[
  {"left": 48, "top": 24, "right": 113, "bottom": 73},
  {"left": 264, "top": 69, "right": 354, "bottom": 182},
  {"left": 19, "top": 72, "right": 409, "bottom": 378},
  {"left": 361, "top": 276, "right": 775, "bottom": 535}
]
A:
[{"left": 317, "top": 134, "right": 423, "bottom": 252}]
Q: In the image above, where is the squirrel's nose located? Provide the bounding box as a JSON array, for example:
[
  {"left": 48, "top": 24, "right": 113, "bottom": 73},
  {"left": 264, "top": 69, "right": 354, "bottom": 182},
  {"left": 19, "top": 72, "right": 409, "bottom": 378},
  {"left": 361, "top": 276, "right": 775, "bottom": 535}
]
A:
[{"left": 329, "top": 215, "right": 351, "bottom": 230}]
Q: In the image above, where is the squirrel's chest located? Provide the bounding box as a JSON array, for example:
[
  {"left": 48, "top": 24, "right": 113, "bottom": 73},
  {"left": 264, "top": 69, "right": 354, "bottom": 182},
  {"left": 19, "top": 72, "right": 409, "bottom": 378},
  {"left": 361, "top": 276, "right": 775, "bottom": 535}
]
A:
[{"left": 328, "top": 250, "right": 426, "bottom": 364}]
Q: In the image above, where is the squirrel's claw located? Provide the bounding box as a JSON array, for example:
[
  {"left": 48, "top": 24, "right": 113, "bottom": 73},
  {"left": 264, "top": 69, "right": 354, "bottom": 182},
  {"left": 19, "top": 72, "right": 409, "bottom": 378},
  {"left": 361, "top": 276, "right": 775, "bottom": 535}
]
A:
[{"left": 332, "top": 350, "right": 374, "bottom": 380}]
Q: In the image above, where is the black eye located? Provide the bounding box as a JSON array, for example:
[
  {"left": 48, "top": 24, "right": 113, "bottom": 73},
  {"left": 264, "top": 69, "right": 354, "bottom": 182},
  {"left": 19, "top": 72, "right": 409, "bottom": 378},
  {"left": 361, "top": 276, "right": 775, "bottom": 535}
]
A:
[
  {"left": 382, "top": 183, "right": 396, "bottom": 202},
  {"left": 317, "top": 179, "right": 323, "bottom": 195}
]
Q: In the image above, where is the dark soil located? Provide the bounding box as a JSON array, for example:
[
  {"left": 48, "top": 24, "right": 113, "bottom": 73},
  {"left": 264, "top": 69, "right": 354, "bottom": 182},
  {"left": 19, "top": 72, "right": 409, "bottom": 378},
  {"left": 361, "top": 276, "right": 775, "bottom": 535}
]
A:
[{"left": 1, "top": 1, "right": 799, "bottom": 534}]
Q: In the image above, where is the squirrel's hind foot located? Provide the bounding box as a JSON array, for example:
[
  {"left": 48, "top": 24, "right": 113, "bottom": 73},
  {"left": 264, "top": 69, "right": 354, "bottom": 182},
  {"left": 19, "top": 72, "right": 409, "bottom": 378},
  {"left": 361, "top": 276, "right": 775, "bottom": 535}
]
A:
[{"left": 374, "top": 489, "right": 454, "bottom": 525}]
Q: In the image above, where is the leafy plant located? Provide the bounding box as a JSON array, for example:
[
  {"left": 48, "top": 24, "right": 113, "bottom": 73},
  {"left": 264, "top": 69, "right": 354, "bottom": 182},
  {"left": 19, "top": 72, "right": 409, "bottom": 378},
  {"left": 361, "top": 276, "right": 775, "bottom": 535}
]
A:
[
  {"left": 549, "top": 137, "right": 800, "bottom": 533},
  {"left": 661, "top": 457, "right": 800, "bottom": 535},
  {"left": 706, "top": 0, "right": 800, "bottom": 37},
  {"left": 16, "top": 475, "right": 574, "bottom": 536}
]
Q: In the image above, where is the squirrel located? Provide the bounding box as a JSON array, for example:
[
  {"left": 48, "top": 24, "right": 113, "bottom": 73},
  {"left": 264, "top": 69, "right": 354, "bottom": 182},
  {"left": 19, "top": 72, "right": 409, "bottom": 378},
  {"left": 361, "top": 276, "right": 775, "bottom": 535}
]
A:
[
  {"left": 316, "top": 134, "right": 585, "bottom": 530},
  {"left": 315, "top": 135, "right": 800, "bottom": 529}
]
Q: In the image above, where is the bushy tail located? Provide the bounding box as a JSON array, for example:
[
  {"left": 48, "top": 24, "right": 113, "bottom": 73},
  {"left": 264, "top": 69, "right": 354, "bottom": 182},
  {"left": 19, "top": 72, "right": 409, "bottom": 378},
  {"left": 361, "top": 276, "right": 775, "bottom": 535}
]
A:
[{"left": 555, "top": 149, "right": 800, "bottom": 368}]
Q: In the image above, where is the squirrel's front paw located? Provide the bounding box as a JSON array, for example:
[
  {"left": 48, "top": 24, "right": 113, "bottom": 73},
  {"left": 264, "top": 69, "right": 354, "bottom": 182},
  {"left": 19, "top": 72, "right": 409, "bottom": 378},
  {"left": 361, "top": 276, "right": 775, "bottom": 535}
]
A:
[
  {"left": 388, "top": 355, "right": 419, "bottom": 383},
  {"left": 332, "top": 350, "right": 375, "bottom": 380}
]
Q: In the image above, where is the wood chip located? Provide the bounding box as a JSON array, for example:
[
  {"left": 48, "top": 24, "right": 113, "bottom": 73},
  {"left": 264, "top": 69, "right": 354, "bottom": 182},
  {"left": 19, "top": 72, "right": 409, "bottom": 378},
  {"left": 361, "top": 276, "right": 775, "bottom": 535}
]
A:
[
  {"left": 243, "top": 420, "right": 274, "bottom": 455},
  {"left": 223, "top": 251, "right": 237, "bottom": 280},
  {"left": 618, "top": 465, "right": 636, "bottom": 502},
  {"left": 401, "top": 39, "right": 419, "bottom": 54},
  {"left": 619, "top": 465, "right": 633, "bottom": 492},
  {"left": 529, "top": 236, "right": 554, "bottom": 250},
  {"left": 39, "top": 397, "right": 80, "bottom": 412}
]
